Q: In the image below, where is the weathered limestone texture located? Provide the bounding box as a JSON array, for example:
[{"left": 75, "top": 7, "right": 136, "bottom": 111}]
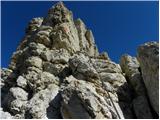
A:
[
  {"left": 137, "top": 42, "right": 159, "bottom": 115},
  {"left": 1, "top": 2, "right": 159, "bottom": 119},
  {"left": 120, "top": 55, "right": 153, "bottom": 118}
]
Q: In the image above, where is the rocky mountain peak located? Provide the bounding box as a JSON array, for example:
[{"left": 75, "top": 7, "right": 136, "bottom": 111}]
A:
[
  {"left": 23, "top": 2, "right": 99, "bottom": 58},
  {"left": 1, "top": 2, "right": 159, "bottom": 119},
  {"left": 43, "top": 2, "right": 73, "bottom": 26}
]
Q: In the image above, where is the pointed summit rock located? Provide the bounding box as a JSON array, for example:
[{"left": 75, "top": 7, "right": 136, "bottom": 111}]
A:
[{"left": 43, "top": 1, "right": 73, "bottom": 26}]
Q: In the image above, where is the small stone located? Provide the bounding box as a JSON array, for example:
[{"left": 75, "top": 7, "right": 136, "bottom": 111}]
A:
[
  {"left": 26, "top": 17, "right": 43, "bottom": 34},
  {"left": 9, "top": 87, "right": 28, "bottom": 101},
  {"left": 34, "top": 31, "right": 51, "bottom": 47},
  {"left": 0, "top": 109, "right": 12, "bottom": 119},
  {"left": 17, "top": 76, "right": 27, "bottom": 89},
  {"left": 10, "top": 99, "right": 27, "bottom": 114},
  {"left": 103, "top": 82, "right": 115, "bottom": 92},
  {"left": 100, "top": 72, "right": 126, "bottom": 84},
  {"left": 91, "top": 58, "right": 122, "bottom": 73},
  {"left": 29, "top": 42, "right": 46, "bottom": 56},
  {"left": 43, "top": 62, "right": 66, "bottom": 76},
  {"left": 51, "top": 49, "right": 70, "bottom": 64},
  {"left": 25, "top": 56, "right": 42, "bottom": 69},
  {"left": 41, "top": 50, "right": 52, "bottom": 62}
]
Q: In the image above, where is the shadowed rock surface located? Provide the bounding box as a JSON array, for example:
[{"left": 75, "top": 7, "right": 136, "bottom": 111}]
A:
[
  {"left": 137, "top": 42, "right": 159, "bottom": 115},
  {"left": 1, "top": 2, "right": 159, "bottom": 119}
]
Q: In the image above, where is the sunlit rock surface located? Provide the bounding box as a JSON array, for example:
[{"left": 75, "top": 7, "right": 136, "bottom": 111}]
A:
[{"left": 1, "top": 2, "right": 159, "bottom": 119}]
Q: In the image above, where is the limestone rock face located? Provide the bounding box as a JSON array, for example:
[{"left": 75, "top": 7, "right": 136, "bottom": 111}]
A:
[
  {"left": 120, "top": 55, "right": 153, "bottom": 118},
  {"left": 69, "top": 53, "right": 100, "bottom": 83},
  {"left": 0, "top": 108, "right": 13, "bottom": 119},
  {"left": 137, "top": 42, "right": 159, "bottom": 115},
  {"left": 1, "top": 2, "right": 159, "bottom": 119},
  {"left": 60, "top": 75, "right": 122, "bottom": 119},
  {"left": 74, "top": 19, "right": 99, "bottom": 56},
  {"left": 25, "top": 84, "right": 60, "bottom": 119}
]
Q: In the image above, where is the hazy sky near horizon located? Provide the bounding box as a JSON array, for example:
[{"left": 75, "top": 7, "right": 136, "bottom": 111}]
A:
[{"left": 1, "top": 1, "right": 159, "bottom": 68}]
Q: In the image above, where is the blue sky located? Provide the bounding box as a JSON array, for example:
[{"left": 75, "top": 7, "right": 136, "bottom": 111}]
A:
[{"left": 1, "top": 1, "right": 159, "bottom": 68}]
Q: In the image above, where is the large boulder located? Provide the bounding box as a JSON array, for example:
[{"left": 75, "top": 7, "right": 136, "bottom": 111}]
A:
[
  {"left": 137, "top": 42, "right": 159, "bottom": 115},
  {"left": 120, "top": 54, "right": 153, "bottom": 118},
  {"left": 16, "top": 76, "right": 27, "bottom": 89},
  {"left": 25, "top": 84, "right": 60, "bottom": 119},
  {"left": 60, "top": 75, "right": 120, "bottom": 119},
  {"left": 3, "top": 87, "right": 28, "bottom": 116},
  {"left": 25, "top": 56, "right": 43, "bottom": 69},
  {"left": 25, "top": 70, "right": 59, "bottom": 92},
  {"left": 69, "top": 53, "right": 100, "bottom": 83}
]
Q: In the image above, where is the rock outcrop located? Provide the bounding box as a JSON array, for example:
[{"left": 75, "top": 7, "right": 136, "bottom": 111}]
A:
[
  {"left": 120, "top": 54, "right": 153, "bottom": 118},
  {"left": 137, "top": 42, "right": 159, "bottom": 115},
  {"left": 1, "top": 2, "right": 159, "bottom": 119}
]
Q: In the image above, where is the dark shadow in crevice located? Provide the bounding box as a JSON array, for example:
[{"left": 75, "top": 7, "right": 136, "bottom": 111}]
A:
[
  {"left": 117, "top": 82, "right": 136, "bottom": 119},
  {"left": 27, "top": 87, "right": 34, "bottom": 100},
  {"left": 1, "top": 71, "right": 18, "bottom": 113},
  {"left": 138, "top": 67, "right": 159, "bottom": 118},
  {"left": 24, "top": 109, "right": 33, "bottom": 119},
  {"left": 58, "top": 66, "right": 72, "bottom": 84},
  {"left": 46, "top": 92, "right": 62, "bottom": 119}
]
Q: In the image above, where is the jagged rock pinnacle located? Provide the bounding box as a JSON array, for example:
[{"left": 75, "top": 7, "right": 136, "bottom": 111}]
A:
[
  {"left": 43, "top": 1, "right": 73, "bottom": 26},
  {"left": 53, "top": 1, "right": 68, "bottom": 10}
]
